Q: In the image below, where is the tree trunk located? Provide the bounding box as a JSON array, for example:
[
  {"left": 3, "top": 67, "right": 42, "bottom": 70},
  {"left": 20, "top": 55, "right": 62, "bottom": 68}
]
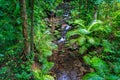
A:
[
  {"left": 20, "top": 0, "right": 30, "bottom": 55},
  {"left": 30, "top": 0, "right": 34, "bottom": 52}
]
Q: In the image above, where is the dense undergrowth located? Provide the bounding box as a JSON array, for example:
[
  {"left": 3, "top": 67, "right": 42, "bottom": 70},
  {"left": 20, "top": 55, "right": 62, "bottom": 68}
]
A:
[{"left": 0, "top": 0, "right": 120, "bottom": 80}]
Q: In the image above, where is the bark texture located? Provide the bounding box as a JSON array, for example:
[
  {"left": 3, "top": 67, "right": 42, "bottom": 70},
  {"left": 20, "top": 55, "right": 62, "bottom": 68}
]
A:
[
  {"left": 30, "top": 0, "right": 34, "bottom": 52},
  {"left": 20, "top": 0, "right": 30, "bottom": 55}
]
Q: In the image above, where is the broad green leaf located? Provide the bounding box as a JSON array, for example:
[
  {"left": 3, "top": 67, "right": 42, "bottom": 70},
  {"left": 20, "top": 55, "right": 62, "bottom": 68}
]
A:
[
  {"left": 32, "top": 69, "right": 42, "bottom": 80},
  {"left": 79, "top": 29, "right": 90, "bottom": 35},
  {"left": 43, "top": 75, "right": 54, "bottom": 80},
  {"left": 66, "top": 30, "right": 80, "bottom": 38},
  {"left": 42, "top": 50, "right": 52, "bottom": 57},
  {"left": 83, "top": 72, "right": 104, "bottom": 80},
  {"left": 74, "top": 19, "right": 85, "bottom": 28},
  {"left": 14, "top": 2, "right": 20, "bottom": 15},
  {"left": 88, "top": 20, "right": 102, "bottom": 31},
  {"left": 69, "top": 39, "right": 78, "bottom": 44},
  {"left": 95, "top": 0, "right": 103, "bottom": 4},
  {"left": 83, "top": 56, "right": 91, "bottom": 65},
  {"left": 79, "top": 46, "right": 87, "bottom": 54},
  {"left": 78, "top": 36, "right": 86, "bottom": 46},
  {"left": 42, "top": 62, "right": 54, "bottom": 74},
  {"left": 87, "top": 37, "right": 95, "bottom": 45}
]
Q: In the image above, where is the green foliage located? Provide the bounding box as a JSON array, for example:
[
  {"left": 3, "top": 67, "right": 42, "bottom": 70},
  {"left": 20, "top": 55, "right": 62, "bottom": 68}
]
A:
[
  {"left": 67, "top": 19, "right": 107, "bottom": 54},
  {"left": 32, "top": 69, "right": 54, "bottom": 80},
  {"left": 15, "top": 71, "right": 32, "bottom": 79},
  {"left": 33, "top": 19, "right": 56, "bottom": 79},
  {"left": 84, "top": 56, "right": 109, "bottom": 76},
  {"left": 98, "top": 1, "right": 120, "bottom": 62},
  {"left": 83, "top": 72, "right": 104, "bottom": 80},
  {"left": 0, "top": 0, "right": 58, "bottom": 79},
  {"left": 110, "top": 62, "right": 120, "bottom": 74},
  {"left": 66, "top": 1, "right": 120, "bottom": 80},
  {"left": 83, "top": 56, "right": 120, "bottom": 80},
  {"left": 33, "top": 1, "right": 58, "bottom": 79},
  {"left": 0, "top": 0, "right": 120, "bottom": 80},
  {"left": 102, "top": 40, "right": 113, "bottom": 53},
  {"left": 0, "top": 0, "right": 32, "bottom": 79}
]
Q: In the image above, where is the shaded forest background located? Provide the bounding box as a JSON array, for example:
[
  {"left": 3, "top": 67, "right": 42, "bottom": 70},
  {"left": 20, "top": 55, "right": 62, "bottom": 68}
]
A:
[{"left": 0, "top": 0, "right": 120, "bottom": 80}]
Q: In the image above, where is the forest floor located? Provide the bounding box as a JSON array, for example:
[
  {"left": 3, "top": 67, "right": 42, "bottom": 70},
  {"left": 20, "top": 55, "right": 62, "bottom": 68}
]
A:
[
  {"left": 47, "top": 2, "right": 94, "bottom": 80},
  {"left": 49, "top": 44, "right": 94, "bottom": 80}
]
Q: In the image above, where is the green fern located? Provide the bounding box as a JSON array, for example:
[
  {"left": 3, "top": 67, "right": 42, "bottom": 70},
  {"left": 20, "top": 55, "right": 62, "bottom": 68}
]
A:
[
  {"left": 83, "top": 72, "right": 104, "bottom": 80},
  {"left": 83, "top": 56, "right": 120, "bottom": 80}
]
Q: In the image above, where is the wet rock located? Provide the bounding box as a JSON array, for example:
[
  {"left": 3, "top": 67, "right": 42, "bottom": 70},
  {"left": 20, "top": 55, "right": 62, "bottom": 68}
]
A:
[
  {"left": 56, "top": 70, "right": 78, "bottom": 80},
  {"left": 69, "top": 71, "right": 77, "bottom": 80},
  {"left": 57, "top": 71, "right": 71, "bottom": 80}
]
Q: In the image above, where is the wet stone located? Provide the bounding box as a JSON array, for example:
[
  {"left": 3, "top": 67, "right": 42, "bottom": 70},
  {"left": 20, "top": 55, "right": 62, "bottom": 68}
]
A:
[{"left": 57, "top": 71, "right": 78, "bottom": 80}]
